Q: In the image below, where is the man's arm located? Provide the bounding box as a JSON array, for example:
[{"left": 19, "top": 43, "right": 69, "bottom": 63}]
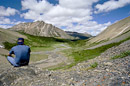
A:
[
  {"left": 8, "top": 48, "right": 14, "bottom": 56},
  {"left": 29, "top": 47, "right": 31, "bottom": 53}
]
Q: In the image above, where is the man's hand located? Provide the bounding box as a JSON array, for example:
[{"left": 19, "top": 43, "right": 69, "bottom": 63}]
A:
[{"left": 8, "top": 53, "right": 12, "bottom": 56}]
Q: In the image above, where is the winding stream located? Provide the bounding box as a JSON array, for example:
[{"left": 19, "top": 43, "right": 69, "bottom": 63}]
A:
[{"left": 31, "top": 44, "right": 71, "bottom": 69}]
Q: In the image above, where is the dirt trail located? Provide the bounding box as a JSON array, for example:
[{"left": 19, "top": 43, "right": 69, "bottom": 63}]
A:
[{"left": 31, "top": 44, "right": 71, "bottom": 69}]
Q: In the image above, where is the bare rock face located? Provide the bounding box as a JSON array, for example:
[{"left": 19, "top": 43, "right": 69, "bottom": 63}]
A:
[
  {"left": 11, "top": 21, "right": 71, "bottom": 39},
  {"left": 89, "top": 16, "right": 130, "bottom": 43}
]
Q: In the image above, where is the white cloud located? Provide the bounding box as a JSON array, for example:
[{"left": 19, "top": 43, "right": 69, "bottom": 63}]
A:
[
  {"left": 0, "top": 25, "right": 12, "bottom": 29},
  {"left": 0, "top": 17, "right": 11, "bottom": 24},
  {"left": 63, "top": 21, "right": 111, "bottom": 36},
  {"left": 21, "top": 0, "right": 53, "bottom": 13},
  {"left": 0, "top": 6, "right": 21, "bottom": 29},
  {"left": 21, "top": 0, "right": 96, "bottom": 24},
  {"left": 21, "top": 0, "right": 114, "bottom": 36},
  {"left": 0, "top": 21, "right": 23, "bottom": 29},
  {"left": 59, "top": 0, "right": 98, "bottom": 9},
  {"left": 95, "top": 0, "right": 130, "bottom": 13},
  {"left": 0, "top": 16, "right": 23, "bottom": 24},
  {"left": 0, "top": 17, "right": 24, "bottom": 29},
  {"left": 45, "top": 5, "right": 92, "bottom": 18},
  {"left": 21, "top": 10, "right": 40, "bottom": 20},
  {"left": 0, "top": 6, "right": 18, "bottom": 17}
]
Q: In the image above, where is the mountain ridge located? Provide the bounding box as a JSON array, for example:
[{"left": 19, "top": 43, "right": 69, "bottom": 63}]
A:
[
  {"left": 11, "top": 21, "right": 72, "bottom": 39},
  {"left": 89, "top": 16, "right": 130, "bottom": 43}
]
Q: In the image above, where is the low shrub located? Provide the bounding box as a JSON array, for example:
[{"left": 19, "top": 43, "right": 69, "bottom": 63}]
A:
[
  {"left": 111, "top": 51, "right": 130, "bottom": 59},
  {"left": 3, "top": 42, "right": 17, "bottom": 50},
  {"left": 90, "top": 62, "right": 98, "bottom": 68}
]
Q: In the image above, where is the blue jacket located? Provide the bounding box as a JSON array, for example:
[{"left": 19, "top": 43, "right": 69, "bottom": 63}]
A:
[{"left": 9, "top": 45, "right": 31, "bottom": 65}]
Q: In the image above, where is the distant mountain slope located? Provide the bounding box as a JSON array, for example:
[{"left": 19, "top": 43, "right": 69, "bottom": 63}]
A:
[
  {"left": 66, "top": 31, "right": 92, "bottom": 39},
  {"left": 11, "top": 21, "right": 71, "bottom": 39},
  {"left": 0, "top": 28, "right": 27, "bottom": 45},
  {"left": 88, "top": 30, "right": 130, "bottom": 49},
  {"left": 89, "top": 16, "right": 130, "bottom": 43}
]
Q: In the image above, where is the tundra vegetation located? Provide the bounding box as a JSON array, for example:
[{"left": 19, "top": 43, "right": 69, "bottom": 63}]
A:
[{"left": 3, "top": 32, "right": 130, "bottom": 69}]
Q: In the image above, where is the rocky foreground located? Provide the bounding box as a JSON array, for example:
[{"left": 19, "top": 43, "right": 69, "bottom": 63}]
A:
[{"left": 0, "top": 40, "right": 130, "bottom": 86}]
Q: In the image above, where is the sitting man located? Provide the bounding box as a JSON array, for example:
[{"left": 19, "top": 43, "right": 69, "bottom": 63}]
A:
[{"left": 7, "top": 38, "right": 31, "bottom": 67}]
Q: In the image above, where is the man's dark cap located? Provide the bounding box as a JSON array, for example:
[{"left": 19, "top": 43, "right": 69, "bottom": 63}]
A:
[
  {"left": 18, "top": 38, "right": 24, "bottom": 41},
  {"left": 17, "top": 38, "right": 24, "bottom": 45}
]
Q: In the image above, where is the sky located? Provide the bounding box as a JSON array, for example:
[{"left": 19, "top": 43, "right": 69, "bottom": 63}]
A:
[{"left": 0, "top": 0, "right": 130, "bottom": 36}]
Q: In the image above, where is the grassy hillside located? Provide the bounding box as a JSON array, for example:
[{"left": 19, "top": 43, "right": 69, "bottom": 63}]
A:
[
  {"left": 51, "top": 34, "right": 130, "bottom": 70},
  {"left": 0, "top": 28, "right": 26, "bottom": 45},
  {"left": 3, "top": 32, "right": 70, "bottom": 50}
]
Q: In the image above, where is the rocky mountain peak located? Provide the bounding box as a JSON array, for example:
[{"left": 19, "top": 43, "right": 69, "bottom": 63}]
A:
[{"left": 11, "top": 21, "right": 71, "bottom": 39}]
